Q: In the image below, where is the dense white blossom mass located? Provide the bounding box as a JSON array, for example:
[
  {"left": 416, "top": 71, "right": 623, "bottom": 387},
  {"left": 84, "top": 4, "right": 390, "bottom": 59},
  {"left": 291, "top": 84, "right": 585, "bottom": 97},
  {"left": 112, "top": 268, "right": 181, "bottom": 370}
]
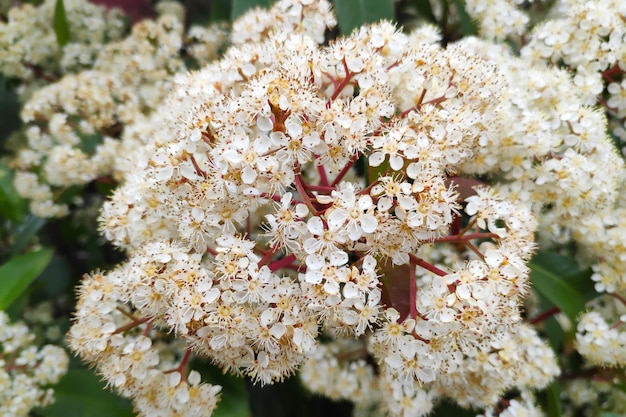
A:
[{"left": 1, "top": 0, "right": 625, "bottom": 416}]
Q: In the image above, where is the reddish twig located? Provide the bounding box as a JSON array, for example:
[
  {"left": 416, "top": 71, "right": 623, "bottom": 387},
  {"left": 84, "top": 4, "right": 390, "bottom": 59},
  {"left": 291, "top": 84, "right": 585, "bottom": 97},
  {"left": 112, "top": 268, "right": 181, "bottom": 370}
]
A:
[
  {"left": 163, "top": 348, "right": 193, "bottom": 382},
  {"left": 529, "top": 306, "right": 560, "bottom": 325},
  {"left": 113, "top": 316, "right": 152, "bottom": 335},
  {"left": 269, "top": 254, "right": 298, "bottom": 272}
]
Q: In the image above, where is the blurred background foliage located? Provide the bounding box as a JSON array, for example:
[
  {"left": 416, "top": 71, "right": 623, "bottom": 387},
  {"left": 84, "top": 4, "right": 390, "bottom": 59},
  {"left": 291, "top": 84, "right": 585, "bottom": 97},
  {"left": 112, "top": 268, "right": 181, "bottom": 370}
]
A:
[{"left": 0, "top": 1, "right": 612, "bottom": 417}]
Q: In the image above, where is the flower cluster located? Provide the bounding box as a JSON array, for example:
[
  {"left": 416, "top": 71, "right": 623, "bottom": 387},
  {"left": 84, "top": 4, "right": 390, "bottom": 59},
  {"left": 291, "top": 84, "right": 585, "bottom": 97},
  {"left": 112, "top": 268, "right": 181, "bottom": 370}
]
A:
[
  {"left": 455, "top": 2, "right": 626, "bottom": 385},
  {"left": 64, "top": 1, "right": 568, "bottom": 415},
  {"left": 67, "top": 269, "right": 221, "bottom": 416},
  {"left": 0, "top": 0, "right": 126, "bottom": 81},
  {"left": 1, "top": 0, "right": 623, "bottom": 416},
  {"left": 0, "top": 311, "right": 69, "bottom": 417},
  {"left": 9, "top": 2, "right": 227, "bottom": 218},
  {"left": 576, "top": 296, "right": 626, "bottom": 367},
  {"left": 522, "top": 0, "right": 626, "bottom": 146},
  {"left": 464, "top": 0, "right": 532, "bottom": 40}
]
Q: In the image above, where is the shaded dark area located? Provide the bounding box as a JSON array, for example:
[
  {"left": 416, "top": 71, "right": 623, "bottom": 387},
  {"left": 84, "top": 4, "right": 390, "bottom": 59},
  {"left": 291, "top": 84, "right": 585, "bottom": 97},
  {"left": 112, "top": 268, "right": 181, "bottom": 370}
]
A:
[{"left": 246, "top": 377, "right": 354, "bottom": 417}]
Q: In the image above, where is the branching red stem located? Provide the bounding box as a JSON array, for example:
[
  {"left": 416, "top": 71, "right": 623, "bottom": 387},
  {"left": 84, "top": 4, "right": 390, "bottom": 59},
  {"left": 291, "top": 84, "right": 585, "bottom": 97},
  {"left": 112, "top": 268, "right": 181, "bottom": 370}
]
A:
[{"left": 163, "top": 348, "right": 193, "bottom": 383}]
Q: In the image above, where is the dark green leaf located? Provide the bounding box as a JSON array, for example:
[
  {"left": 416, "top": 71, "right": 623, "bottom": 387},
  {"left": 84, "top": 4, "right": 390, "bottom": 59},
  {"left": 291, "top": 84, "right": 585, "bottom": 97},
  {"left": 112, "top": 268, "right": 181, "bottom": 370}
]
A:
[
  {"left": 36, "top": 368, "right": 134, "bottom": 417},
  {"left": 531, "top": 251, "right": 595, "bottom": 302},
  {"left": 0, "top": 161, "right": 25, "bottom": 222},
  {"left": 211, "top": 0, "right": 233, "bottom": 22},
  {"left": 54, "top": 0, "right": 71, "bottom": 47},
  {"left": 529, "top": 252, "right": 587, "bottom": 323},
  {"left": 191, "top": 360, "right": 250, "bottom": 417},
  {"left": 412, "top": 0, "right": 437, "bottom": 24},
  {"left": 531, "top": 251, "right": 583, "bottom": 277},
  {"left": 334, "top": 0, "right": 395, "bottom": 35},
  {"left": 0, "top": 248, "right": 53, "bottom": 310},
  {"left": 231, "top": 0, "right": 274, "bottom": 20},
  {"left": 0, "top": 77, "right": 22, "bottom": 142},
  {"left": 37, "top": 254, "right": 72, "bottom": 298},
  {"left": 10, "top": 216, "right": 46, "bottom": 257},
  {"left": 431, "top": 399, "right": 474, "bottom": 417},
  {"left": 95, "top": 178, "right": 117, "bottom": 196},
  {"left": 543, "top": 316, "right": 565, "bottom": 351},
  {"left": 213, "top": 390, "right": 250, "bottom": 417},
  {"left": 77, "top": 131, "right": 102, "bottom": 154},
  {"left": 545, "top": 382, "right": 562, "bottom": 417},
  {"left": 450, "top": 0, "right": 477, "bottom": 36}
]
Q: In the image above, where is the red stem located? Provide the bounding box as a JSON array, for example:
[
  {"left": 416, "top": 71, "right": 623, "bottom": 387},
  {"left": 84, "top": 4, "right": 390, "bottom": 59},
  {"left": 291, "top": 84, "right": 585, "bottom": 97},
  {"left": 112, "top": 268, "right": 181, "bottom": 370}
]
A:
[
  {"left": 113, "top": 316, "right": 152, "bottom": 335},
  {"left": 305, "top": 184, "right": 336, "bottom": 193},
  {"left": 163, "top": 348, "right": 193, "bottom": 383},
  {"left": 415, "top": 309, "right": 429, "bottom": 321},
  {"left": 602, "top": 64, "right": 622, "bottom": 83},
  {"left": 143, "top": 321, "right": 153, "bottom": 336},
  {"left": 459, "top": 218, "right": 477, "bottom": 236},
  {"left": 260, "top": 193, "right": 285, "bottom": 203},
  {"left": 188, "top": 154, "right": 206, "bottom": 178},
  {"left": 597, "top": 97, "right": 619, "bottom": 113},
  {"left": 529, "top": 306, "right": 560, "bottom": 325},
  {"left": 317, "top": 162, "right": 329, "bottom": 187},
  {"left": 329, "top": 58, "right": 357, "bottom": 102},
  {"left": 433, "top": 232, "right": 498, "bottom": 243},
  {"left": 399, "top": 89, "right": 428, "bottom": 118},
  {"left": 269, "top": 254, "right": 298, "bottom": 272},
  {"left": 293, "top": 173, "right": 318, "bottom": 213},
  {"left": 258, "top": 244, "right": 279, "bottom": 267},
  {"left": 409, "top": 262, "right": 417, "bottom": 320},
  {"left": 96, "top": 176, "right": 116, "bottom": 184},
  {"left": 609, "top": 292, "right": 626, "bottom": 307},
  {"left": 331, "top": 153, "right": 360, "bottom": 187},
  {"left": 409, "top": 254, "right": 455, "bottom": 293},
  {"left": 465, "top": 241, "right": 485, "bottom": 260},
  {"left": 409, "top": 254, "right": 448, "bottom": 277},
  {"left": 23, "top": 62, "right": 58, "bottom": 82}
]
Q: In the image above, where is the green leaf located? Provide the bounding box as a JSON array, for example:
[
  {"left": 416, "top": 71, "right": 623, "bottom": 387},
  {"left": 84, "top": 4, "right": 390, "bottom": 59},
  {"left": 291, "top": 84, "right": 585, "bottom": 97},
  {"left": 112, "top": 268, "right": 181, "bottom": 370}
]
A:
[
  {"left": 214, "top": 388, "right": 250, "bottom": 417},
  {"left": 334, "top": 0, "right": 395, "bottom": 35},
  {"left": 431, "top": 399, "right": 474, "bottom": 417},
  {"left": 529, "top": 252, "right": 587, "bottom": 324},
  {"left": 36, "top": 368, "right": 134, "bottom": 417},
  {"left": 211, "top": 0, "right": 232, "bottom": 22},
  {"left": 10, "top": 216, "right": 47, "bottom": 257},
  {"left": 412, "top": 0, "right": 437, "bottom": 24},
  {"left": 191, "top": 360, "right": 250, "bottom": 417},
  {"left": 450, "top": 0, "right": 477, "bottom": 36},
  {"left": 54, "top": 0, "right": 71, "bottom": 47},
  {"left": 545, "top": 382, "right": 562, "bottom": 417},
  {"left": 366, "top": 157, "right": 389, "bottom": 186},
  {"left": 543, "top": 316, "right": 565, "bottom": 351},
  {"left": 231, "top": 0, "right": 274, "bottom": 20},
  {"left": 77, "top": 130, "right": 102, "bottom": 154},
  {"left": 0, "top": 77, "right": 22, "bottom": 143},
  {"left": 0, "top": 161, "right": 25, "bottom": 222},
  {"left": 0, "top": 248, "right": 53, "bottom": 310}
]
